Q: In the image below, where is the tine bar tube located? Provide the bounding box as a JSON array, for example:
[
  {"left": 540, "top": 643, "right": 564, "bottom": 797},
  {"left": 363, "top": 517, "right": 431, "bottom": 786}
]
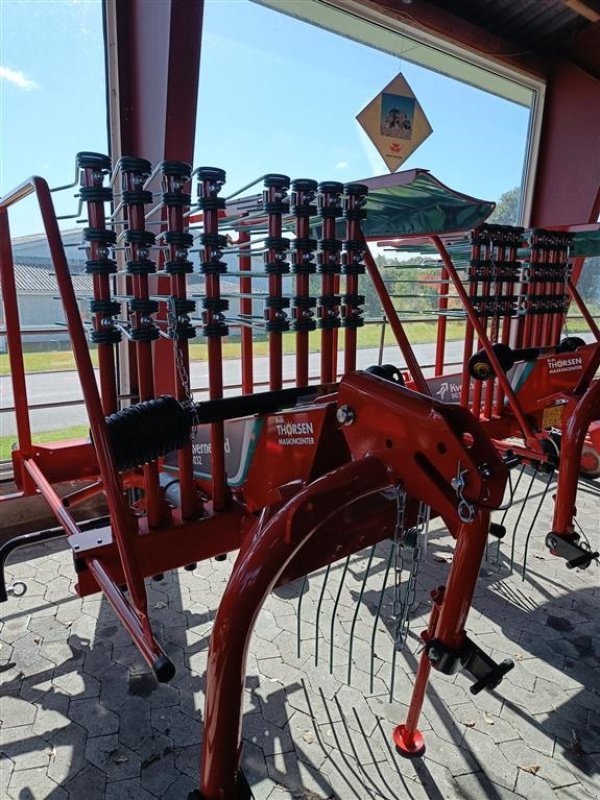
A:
[
  {"left": 317, "top": 182, "right": 343, "bottom": 384},
  {"left": 263, "top": 174, "right": 290, "bottom": 390},
  {"left": 342, "top": 183, "right": 368, "bottom": 374},
  {"left": 117, "top": 157, "right": 164, "bottom": 527},
  {"left": 197, "top": 167, "right": 228, "bottom": 510},
  {"left": 290, "top": 179, "right": 317, "bottom": 386},
  {"left": 162, "top": 161, "right": 198, "bottom": 519}
]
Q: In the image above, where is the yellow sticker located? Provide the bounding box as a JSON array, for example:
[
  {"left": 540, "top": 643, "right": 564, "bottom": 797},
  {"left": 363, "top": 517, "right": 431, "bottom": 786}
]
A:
[
  {"left": 542, "top": 405, "right": 564, "bottom": 429},
  {"left": 356, "top": 73, "right": 433, "bottom": 172}
]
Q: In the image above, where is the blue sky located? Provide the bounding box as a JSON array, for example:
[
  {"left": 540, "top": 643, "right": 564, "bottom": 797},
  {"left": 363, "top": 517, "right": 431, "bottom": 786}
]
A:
[{"left": 1, "top": 0, "right": 531, "bottom": 237}]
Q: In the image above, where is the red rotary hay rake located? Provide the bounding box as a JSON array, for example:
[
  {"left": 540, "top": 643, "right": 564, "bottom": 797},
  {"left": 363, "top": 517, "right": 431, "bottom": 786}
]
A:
[{"left": 0, "top": 154, "right": 597, "bottom": 798}]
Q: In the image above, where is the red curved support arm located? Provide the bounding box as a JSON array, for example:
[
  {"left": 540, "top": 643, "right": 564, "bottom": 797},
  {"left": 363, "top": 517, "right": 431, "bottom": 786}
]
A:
[
  {"left": 552, "top": 380, "right": 600, "bottom": 536},
  {"left": 200, "top": 456, "right": 393, "bottom": 799}
]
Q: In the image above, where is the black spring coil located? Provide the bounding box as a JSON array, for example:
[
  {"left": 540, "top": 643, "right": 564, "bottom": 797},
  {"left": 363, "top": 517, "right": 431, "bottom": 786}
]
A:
[{"left": 103, "top": 395, "right": 191, "bottom": 472}]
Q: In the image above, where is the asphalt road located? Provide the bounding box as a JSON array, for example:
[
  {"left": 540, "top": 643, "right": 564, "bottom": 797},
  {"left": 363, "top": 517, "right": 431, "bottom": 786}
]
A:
[
  {"left": 0, "top": 340, "right": 462, "bottom": 438},
  {"left": 1, "top": 333, "right": 594, "bottom": 439}
]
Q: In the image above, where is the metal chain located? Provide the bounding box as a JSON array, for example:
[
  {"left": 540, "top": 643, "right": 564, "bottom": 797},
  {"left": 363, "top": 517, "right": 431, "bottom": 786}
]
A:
[
  {"left": 167, "top": 298, "right": 199, "bottom": 431},
  {"left": 393, "top": 488, "right": 429, "bottom": 651}
]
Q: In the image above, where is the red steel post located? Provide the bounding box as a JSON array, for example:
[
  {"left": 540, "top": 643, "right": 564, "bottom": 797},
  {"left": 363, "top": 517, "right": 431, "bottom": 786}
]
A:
[
  {"left": 393, "top": 586, "right": 444, "bottom": 756},
  {"left": 118, "top": 159, "right": 164, "bottom": 527},
  {"left": 81, "top": 158, "right": 120, "bottom": 415},
  {"left": 395, "top": 511, "right": 491, "bottom": 756}
]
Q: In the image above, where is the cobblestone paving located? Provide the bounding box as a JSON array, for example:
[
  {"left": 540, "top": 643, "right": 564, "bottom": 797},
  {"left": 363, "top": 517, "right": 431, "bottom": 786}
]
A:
[{"left": 1, "top": 473, "right": 598, "bottom": 799}]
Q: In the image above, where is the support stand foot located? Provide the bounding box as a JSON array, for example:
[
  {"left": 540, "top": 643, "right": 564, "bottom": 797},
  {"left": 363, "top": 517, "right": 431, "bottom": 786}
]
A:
[{"left": 393, "top": 724, "right": 426, "bottom": 758}]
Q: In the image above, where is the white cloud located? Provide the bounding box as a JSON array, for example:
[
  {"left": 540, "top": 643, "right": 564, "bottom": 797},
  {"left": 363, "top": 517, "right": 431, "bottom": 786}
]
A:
[
  {"left": 335, "top": 161, "right": 349, "bottom": 170},
  {"left": 0, "top": 66, "right": 39, "bottom": 91}
]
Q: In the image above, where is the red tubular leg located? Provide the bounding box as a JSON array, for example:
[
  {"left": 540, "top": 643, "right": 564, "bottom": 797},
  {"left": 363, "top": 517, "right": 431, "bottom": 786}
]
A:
[
  {"left": 552, "top": 381, "right": 600, "bottom": 536},
  {"left": 88, "top": 558, "right": 173, "bottom": 681},
  {"left": 198, "top": 168, "right": 228, "bottom": 511},
  {"left": 434, "top": 511, "right": 491, "bottom": 648},
  {"left": 199, "top": 457, "right": 392, "bottom": 799},
  {"left": 162, "top": 163, "right": 196, "bottom": 519},
  {"left": 396, "top": 511, "right": 491, "bottom": 756},
  {"left": 393, "top": 586, "right": 444, "bottom": 756}
]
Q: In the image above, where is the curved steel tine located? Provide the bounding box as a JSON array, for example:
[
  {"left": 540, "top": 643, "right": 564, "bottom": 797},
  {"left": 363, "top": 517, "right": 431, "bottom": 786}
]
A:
[
  {"left": 329, "top": 556, "right": 350, "bottom": 675},
  {"left": 296, "top": 574, "right": 309, "bottom": 659},
  {"left": 509, "top": 464, "right": 539, "bottom": 573},
  {"left": 347, "top": 545, "right": 376, "bottom": 686},
  {"left": 521, "top": 469, "right": 555, "bottom": 580},
  {"left": 314, "top": 564, "right": 331, "bottom": 667},
  {"left": 370, "top": 542, "right": 395, "bottom": 693}
]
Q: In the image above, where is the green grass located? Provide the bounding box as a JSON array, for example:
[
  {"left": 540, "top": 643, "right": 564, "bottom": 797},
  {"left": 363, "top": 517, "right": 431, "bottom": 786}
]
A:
[
  {"left": 0, "top": 319, "right": 466, "bottom": 377},
  {"left": 2, "top": 313, "right": 593, "bottom": 459},
  {"left": 0, "top": 424, "right": 90, "bottom": 461}
]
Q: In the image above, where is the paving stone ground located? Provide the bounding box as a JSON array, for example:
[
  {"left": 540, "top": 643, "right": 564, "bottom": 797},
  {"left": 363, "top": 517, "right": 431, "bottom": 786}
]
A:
[{"left": 1, "top": 471, "right": 598, "bottom": 799}]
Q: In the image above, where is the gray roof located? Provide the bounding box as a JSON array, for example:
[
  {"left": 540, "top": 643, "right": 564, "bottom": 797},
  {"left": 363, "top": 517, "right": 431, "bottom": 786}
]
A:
[{"left": 4, "top": 262, "right": 93, "bottom": 296}]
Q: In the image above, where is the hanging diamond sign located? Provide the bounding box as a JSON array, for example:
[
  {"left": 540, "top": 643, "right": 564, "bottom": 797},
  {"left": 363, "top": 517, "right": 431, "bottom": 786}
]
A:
[{"left": 357, "top": 72, "right": 432, "bottom": 172}]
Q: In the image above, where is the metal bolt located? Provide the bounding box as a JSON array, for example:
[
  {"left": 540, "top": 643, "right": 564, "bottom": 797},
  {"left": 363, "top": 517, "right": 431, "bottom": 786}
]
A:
[{"left": 336, "top": 405, "right": 356, "bottom": 426}]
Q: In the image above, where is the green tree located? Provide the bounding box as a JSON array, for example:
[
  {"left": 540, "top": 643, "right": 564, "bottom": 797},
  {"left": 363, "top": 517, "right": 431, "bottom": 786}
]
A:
[{"left": 488, "top": 186, "right": 521, "bottom": 225}]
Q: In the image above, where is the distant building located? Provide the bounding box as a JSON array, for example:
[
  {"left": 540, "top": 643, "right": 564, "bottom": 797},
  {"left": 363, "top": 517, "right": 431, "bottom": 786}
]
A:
[{"left": 1, "top": 230, "right": 268, "bottom": 350}]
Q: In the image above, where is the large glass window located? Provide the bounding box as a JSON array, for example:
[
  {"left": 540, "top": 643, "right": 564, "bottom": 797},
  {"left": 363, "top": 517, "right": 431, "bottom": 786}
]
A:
[
  {"left": 1, "top": 0, "right": 107, "bottom": 461},
  {"left": 196, "top": 0, "right": 533, "bottom": 216}
]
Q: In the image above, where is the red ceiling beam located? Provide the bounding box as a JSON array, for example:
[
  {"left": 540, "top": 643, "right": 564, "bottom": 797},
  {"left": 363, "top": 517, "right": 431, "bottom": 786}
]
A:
[
  {"left": 104, "top": 0, "right": 203, "bottom": 165},
  {"left": 530, "top": 59, "right": 600, "bottom": 226},
  {"left": 362, "top": 0, "right": 548, "bottom": 79}
]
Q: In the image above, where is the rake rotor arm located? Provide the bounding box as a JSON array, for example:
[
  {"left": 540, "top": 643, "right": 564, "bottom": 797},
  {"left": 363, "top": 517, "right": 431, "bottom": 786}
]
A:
[
  {"left": 199, "top": 456, "right": 393, "bottom": 800},
  {"left": 337, "top": 371, "right": 508, "bottom": 528}
]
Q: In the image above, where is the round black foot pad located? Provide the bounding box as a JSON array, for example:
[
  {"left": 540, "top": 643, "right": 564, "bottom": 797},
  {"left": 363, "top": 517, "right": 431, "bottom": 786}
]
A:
[{"left": 153, "top": 655, "right": 176, "bottom": 683}]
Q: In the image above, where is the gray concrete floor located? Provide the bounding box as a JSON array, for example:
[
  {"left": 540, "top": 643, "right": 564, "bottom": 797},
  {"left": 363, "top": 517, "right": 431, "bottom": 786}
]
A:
[{"left": 1, "top": 471, "right": 598, "bottom": 799}]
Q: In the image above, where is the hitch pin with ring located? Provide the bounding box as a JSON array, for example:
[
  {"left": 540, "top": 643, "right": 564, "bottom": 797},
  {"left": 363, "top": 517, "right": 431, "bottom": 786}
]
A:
[
  {"left": 451, "top": 463, "right": 476, "bottom": 523},
  {"left": 7, "top": 581, "right": 27, "bottom": 598}
]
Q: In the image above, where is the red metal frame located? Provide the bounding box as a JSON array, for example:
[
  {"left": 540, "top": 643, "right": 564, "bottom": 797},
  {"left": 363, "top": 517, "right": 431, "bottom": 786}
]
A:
[{"left": 2, "top": 160, "right": 597, "bottom": 800}]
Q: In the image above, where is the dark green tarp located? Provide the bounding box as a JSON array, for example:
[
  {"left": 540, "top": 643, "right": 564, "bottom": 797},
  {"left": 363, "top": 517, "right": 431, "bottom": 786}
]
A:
[{"left": 360, "top": 169, "right": 495, "bottom": 238}]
